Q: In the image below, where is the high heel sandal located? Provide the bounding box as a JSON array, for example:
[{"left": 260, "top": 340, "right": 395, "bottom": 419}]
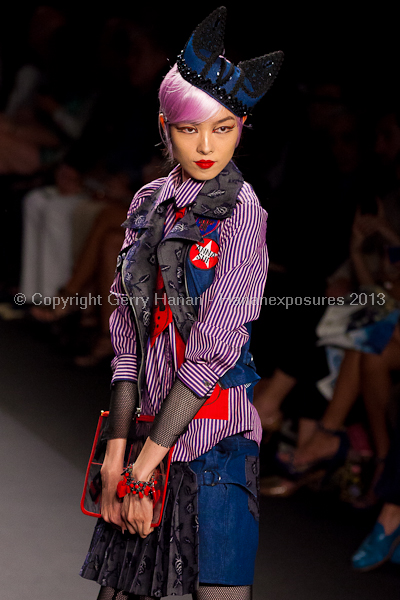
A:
[
  {"left": 260, "top": 472, "right": 325, "bottom": 497},
  {"left": 260, "top": 411, "right": 284, "bottom": 449},
  {"left": 271, "top": 422, "right": 349, "bottom": 488}
]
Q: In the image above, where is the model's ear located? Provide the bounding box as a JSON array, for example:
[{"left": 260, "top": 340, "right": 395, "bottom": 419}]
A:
[
  {"left": 159, "top": 113, "right": 166, "bottom": 130},
  {"left": 242, "top": 115, "right": 247, "bottom": 124}
]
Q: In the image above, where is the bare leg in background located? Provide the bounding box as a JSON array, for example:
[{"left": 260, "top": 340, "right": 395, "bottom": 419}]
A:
[
  {"left": 361, "top": 332, "right": 400, "bottom": 461},
  {"left": 253, "top": 368, "right": 296, "bottom": 430},
  {"left": 287, "top": 349, "right": 361, "bottom": 466}
]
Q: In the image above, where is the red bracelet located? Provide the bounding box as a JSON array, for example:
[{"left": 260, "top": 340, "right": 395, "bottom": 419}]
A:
[{"left": 116, "top": 465, "right": 157, "bottom": 500}]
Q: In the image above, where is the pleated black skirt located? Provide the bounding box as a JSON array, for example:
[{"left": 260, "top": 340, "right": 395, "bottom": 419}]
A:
[{"left": 80, "top": 462, "right": 199, "bottom": 598}]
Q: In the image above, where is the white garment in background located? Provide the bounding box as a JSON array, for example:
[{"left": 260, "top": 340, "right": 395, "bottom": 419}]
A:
[{"left": 20, "top": 186, "right": 88, "bottom": 300}]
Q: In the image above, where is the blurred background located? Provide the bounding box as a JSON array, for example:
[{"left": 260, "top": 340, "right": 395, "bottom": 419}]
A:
[{"left": 1, "top": 2, "right": 400, "bottom": 599}]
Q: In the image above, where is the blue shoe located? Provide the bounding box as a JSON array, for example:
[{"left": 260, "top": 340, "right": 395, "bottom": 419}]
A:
[
  {"left": 391, "top": 542, "right": 400, "bottom": 564},
  {"left": 352, "top": 522, "right": 400, "bottom": 571}
]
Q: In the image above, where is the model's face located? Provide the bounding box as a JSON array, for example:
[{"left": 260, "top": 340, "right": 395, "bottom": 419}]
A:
[{"left": 168, "top": 107, "right": 241, "bottom": 182}]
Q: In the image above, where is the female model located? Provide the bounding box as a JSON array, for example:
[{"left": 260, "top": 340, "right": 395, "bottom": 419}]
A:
[{"left": 80, "top": 7, "right": 283, "bottom": 599}]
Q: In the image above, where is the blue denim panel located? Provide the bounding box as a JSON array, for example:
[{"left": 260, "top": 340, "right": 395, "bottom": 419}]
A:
[
  {"left": 219, "top": 322, "right": 260, "bottom": 393},
  {"left": 185, "top": 226, "right": 219, "bottom": 303},
  {"left": 189, "top": 435, "right": 259, "bottom": 584}
]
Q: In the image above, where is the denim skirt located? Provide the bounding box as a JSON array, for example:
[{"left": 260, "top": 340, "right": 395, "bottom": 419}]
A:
[
  {"left": 191, "top": 434, "right": 260, "bottom": 585},
  {"left": 80, "top": 434, "right": 259, "bottom": 596}
]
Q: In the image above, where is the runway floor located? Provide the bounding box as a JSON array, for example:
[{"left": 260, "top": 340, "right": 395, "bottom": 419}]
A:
[{"left": 1, "top": 317, "right": 400, "bottom": 600}]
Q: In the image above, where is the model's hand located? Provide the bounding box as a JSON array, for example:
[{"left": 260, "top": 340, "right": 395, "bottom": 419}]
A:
[
  {"left": 100, "top": 464, "right": 124, "bottom": 531},
  {"left": 115, "top": 437, "right": 170, "bottom": 537},
  {"left": 121, "top": 492, "right": 154, "bottom": 538}
]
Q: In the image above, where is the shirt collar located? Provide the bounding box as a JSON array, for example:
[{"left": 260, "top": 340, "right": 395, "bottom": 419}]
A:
[{"left": 156, "top": 165, "right": 205, "bottom": 209}]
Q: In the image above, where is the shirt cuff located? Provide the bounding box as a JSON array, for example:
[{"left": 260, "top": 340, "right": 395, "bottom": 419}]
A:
[
  {"left": 111, "top": 353, "right": 138, "bottom": 384},
  {"left": 177, "top": 361, "right": 219, "bottom": 398}
]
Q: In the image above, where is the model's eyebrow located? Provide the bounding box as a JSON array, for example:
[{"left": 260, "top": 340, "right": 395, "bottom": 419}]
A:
[{"left": 213, "top": 116, "right": 236, "bottom": 126}]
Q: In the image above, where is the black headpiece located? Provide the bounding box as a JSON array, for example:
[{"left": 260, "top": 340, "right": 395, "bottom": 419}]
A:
[{"left": 177, "top": 6, "right": 284, "bottom": 117}]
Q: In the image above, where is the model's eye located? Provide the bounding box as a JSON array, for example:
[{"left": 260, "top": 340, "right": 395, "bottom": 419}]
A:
[
  {"left": 177, "top": 126, "right": 197, "bottom": 133},
  {"left": 214, "top": 125, "right": 235, "bottom": 133}
]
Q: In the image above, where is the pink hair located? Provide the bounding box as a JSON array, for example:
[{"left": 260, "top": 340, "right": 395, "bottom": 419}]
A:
[{"left": 158, "top": 64, "right": 244, "bottom": 160}]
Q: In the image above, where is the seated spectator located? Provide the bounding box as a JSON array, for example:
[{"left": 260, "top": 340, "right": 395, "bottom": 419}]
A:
[
  {"left": 19, "top": 162, "right": 90, "bottom": 300},
  {"left": 258, "top": 200, "right": 400, "bottom": 498},
  {"left": 29, "top": 173, "right": 132, "bottom": 360},
  {"left": 254, "top": 100, "right": 400, "bottom": 496},
  {"left": 30, "top": 157, "right": 167, "bottom": 366}
]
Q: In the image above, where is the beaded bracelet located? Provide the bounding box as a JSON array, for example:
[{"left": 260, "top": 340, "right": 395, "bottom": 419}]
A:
[{"left": 116, "top": 464, "right": 158, "bottom": 500}]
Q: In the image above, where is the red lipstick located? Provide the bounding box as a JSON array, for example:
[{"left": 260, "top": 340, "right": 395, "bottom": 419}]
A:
[{"left": 195, "top": 160, "right": 215, "bottom": 169}]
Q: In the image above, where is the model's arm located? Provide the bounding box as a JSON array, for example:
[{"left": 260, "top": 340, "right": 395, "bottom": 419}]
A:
[
  {"left": 101, "top": 298, "right": 139, "bottom": 530},
  {"left": 99, "top": 189, "right": 144, "bottom": 530}
]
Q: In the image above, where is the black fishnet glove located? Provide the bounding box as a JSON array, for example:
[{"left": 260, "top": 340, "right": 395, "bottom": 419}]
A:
[
  {"left": 149, "top": 379, "right": 206, "bottom": 448},
  {"left": 103, "top": 380, "right": 138, "bottom": 440}
]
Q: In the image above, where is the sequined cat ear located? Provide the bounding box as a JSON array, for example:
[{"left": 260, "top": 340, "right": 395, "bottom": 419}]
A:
[
  {"left": 238, "top": 51, "right": 284, "bottom": 99},
  {"left": 190, "top": 6, "right": 226, "bottom": 63},
  {"left": 177, "top": 6, "right": 283, "bottom": 117}
]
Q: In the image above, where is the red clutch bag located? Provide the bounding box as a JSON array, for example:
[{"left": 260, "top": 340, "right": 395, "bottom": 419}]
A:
[{"left": 81, "top": 411, "right": 174, "bottom": 527}]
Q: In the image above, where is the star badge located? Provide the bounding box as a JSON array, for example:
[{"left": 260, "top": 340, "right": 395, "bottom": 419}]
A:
[{"left": 190, "top": 238, "right": 219, "bottom": 269}]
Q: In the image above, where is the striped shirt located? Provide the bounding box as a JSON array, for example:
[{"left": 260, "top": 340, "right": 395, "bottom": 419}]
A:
[{"left": 109, "top": 165, "right": 268, "bottom": 461}]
